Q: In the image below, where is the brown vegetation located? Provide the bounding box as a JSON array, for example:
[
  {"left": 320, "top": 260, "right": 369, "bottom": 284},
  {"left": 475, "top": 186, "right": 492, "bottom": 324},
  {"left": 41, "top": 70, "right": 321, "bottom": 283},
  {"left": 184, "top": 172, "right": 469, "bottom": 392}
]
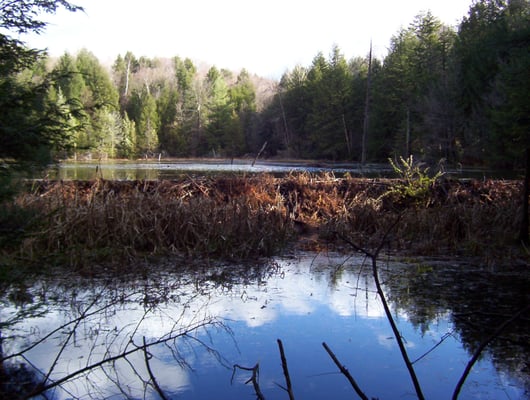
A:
[{"left": 3, "top": 173, "right": 527, "bottom": 272}]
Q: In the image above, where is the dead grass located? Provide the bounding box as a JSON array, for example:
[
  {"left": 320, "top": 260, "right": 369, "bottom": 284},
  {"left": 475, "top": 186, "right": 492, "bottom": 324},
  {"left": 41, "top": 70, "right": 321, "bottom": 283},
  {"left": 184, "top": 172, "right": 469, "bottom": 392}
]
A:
[{"left": 2, "top": 174, "right": 526, "bottom": 270}]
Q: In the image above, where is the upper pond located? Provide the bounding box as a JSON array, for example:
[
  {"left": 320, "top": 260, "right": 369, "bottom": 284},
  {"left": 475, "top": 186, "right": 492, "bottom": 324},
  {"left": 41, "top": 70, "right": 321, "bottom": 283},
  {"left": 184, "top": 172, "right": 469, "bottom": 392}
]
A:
[
  {"left": 48, "top": 159, "right": 391, "bottom": 180},
  {"left": 1, "top": 252, "right": 528, "bottom": 399},
  {"left": 45, "top": 159, "right": 513, "bottom": 180}
]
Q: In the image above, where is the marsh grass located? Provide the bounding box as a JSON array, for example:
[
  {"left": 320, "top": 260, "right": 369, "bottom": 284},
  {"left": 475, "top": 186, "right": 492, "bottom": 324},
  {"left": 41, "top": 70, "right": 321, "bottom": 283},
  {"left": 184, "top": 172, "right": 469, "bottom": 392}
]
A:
[{"left": 1, "top": 174, "right": 525, "bottom": 272}]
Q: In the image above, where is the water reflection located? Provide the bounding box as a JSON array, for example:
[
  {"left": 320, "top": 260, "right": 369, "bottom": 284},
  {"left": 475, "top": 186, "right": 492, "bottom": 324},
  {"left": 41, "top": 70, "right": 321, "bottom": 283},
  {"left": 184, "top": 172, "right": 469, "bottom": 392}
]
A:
[{"left": 1, "top": 254, "right": 528, "bottom": 399}]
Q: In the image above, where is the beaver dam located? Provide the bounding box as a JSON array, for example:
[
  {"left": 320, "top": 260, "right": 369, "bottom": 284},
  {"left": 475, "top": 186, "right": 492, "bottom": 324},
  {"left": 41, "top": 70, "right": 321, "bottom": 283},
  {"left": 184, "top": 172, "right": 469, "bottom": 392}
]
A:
[{"left": 3, "top": 173, "right": 527, "bottom": 272}]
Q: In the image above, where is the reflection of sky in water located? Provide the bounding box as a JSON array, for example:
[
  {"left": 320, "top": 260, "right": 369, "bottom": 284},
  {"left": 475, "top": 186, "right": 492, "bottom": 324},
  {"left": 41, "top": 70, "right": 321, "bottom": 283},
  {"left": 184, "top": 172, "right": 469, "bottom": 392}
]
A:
[{"left": 1, "top": 254, "right": 526, "bottom": 399}]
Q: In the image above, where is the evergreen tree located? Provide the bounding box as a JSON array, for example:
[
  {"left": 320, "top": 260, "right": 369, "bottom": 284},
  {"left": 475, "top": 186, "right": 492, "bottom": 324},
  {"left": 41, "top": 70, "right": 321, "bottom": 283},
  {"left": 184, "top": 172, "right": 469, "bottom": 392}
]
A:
[
  {"left": 455, "top": 0, "right": 530, "bottom": 166},
  {"left": 76, "top": 49, "right": 119, "bottom": 111},
  {"left": 204, "top": 66, "right": 232, "bottom": 155},
  {"left": 157, "top": 83, "right": 184, "bottom": 155},
  {"left": 278, "top": 65, "right": 310, "bottom": 157},
  {"left": 0, "top": 0, "right": 82, "bottom": 198},
  {"left": 306, "top": 46, "right": 352, "bottom": 160},
  {"left": 70, "top": 49, "right": 120, "bottom": 156},
  {"left": 51, "top": 52, "right": 89, "bottom": 153},
  {"left": 375, "top": 13, "right": 457, "bottom": 161},
  {"left": 228, "top": 69, "right": 257, "bottom": 156},
  {"left": 173, "top": 57, "right": 203, "bottom": 155},
  {"left": 130, "top": 87, "right": 159, "bottom": 155},
  {"left": 118, "top": 113, "right": 136, "bottom": 158}
]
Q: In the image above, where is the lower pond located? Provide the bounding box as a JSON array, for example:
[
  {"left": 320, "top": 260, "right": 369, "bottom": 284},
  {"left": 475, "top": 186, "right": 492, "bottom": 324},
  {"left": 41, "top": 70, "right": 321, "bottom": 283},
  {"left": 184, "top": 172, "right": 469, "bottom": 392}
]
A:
[{"left": 1, "top": 253, "right": 528, "bottom": 399}]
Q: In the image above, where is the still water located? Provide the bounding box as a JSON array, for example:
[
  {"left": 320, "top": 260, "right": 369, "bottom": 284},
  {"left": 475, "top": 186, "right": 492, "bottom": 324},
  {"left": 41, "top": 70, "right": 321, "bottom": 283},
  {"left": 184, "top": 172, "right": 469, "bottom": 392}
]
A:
[
  {"left": 46, "top": 159, "right": 519, "bottom": 180},
  {"left": 1, "top": 253, "right": 528, "bottom": 399},
  {"left": 48, "top": 159, "right": 390, "bottom": 180}
]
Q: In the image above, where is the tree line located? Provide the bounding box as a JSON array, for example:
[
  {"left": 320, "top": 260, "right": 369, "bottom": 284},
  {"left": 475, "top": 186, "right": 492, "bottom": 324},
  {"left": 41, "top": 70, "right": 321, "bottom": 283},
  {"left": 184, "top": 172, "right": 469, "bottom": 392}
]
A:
[{"left": 1, "top": 0, "right": 529, "bottom": 177}]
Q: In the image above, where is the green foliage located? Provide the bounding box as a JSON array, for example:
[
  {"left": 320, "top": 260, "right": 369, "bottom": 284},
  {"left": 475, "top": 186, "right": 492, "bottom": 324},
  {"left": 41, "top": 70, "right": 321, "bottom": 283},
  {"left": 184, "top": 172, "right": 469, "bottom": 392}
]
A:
[
  {"left": 455, "top": 0, "right": 530, "bottom": 166},
  {"left": 118, "top": 113, "right": 136, "bottom": 158},
  {"left": 373, "top": 12, "right": 458, "bottom": 160},
  {"left": 385, "top": 155, "right": 444, "bottom": 206},
  {"left": 0, "top": 1, "right": 83, "bottom": 200},
  {"left": 3, "top": 0, "right": 528, "bottom": 169}
]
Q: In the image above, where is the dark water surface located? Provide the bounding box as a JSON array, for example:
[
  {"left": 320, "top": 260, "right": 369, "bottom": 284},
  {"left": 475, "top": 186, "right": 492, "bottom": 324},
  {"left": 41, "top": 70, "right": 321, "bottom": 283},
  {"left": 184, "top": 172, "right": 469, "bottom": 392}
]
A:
[{"left": 1, "top": 253, "right": 528, "bottom": 399}]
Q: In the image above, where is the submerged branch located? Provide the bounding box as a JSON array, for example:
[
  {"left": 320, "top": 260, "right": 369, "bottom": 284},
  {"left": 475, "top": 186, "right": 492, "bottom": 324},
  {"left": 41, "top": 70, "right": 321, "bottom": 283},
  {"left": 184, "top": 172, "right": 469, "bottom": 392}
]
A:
[
  {"left": 322, "top": 342, "right": 369, "bottom": 400},
  {"left": 232, "top": 363, "right": 266, "bottom": 400},
  {"left": 277, "top": 339, "right": 295, "bottom": 400}
]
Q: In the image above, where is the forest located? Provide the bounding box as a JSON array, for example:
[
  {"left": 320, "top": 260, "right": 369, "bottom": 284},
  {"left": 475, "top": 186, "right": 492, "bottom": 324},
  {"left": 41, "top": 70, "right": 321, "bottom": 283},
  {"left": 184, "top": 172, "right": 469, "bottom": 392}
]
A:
[{"left": 1, "top": 0, "right": 529, "bottom": 177}]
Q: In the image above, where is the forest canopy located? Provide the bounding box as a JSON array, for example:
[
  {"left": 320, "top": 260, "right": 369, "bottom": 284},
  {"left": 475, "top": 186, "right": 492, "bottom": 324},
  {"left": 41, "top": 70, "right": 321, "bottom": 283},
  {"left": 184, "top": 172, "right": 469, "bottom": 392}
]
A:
[{"left": 1, "top": 0, "right": 529, "bottom": 175}]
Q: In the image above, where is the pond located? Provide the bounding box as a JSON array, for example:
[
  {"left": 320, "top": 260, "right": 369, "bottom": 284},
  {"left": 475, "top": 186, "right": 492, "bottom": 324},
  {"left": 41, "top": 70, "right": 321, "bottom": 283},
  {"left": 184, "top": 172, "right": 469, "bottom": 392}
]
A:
[
  {"left": 45, "top": 159, "right": 520, "bottom": 181},
  {"left": 46, "top": 159, "right": 392, "bottom": 180},
  {"left": 1, "top": 252, "right": 528, "bottom": 399}
]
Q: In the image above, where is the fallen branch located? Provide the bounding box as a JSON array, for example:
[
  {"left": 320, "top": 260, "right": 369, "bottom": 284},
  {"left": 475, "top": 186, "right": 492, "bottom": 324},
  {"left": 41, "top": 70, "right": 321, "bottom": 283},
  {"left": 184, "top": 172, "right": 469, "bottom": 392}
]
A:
[{"left": 322, "top": 342, "right": 369, "bottom": 400}]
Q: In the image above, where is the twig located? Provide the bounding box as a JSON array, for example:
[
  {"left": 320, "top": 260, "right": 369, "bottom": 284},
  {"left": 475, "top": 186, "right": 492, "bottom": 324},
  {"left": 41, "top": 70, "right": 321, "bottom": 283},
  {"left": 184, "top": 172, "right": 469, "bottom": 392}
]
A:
[
  {"left": 277, "top": 339, "right": 295, "bottom": 400},
  {"left": 452, "top": 305, "right": 529, "bottom": 400},
  {"left": 143, "top": 336, "right": 169, "bottom": 400},
  {"left": 232, "top": 363, "right": 266, "bottom": 400},
  {"left": 322, "top": 342, "right": 369, "bottom": 400}
]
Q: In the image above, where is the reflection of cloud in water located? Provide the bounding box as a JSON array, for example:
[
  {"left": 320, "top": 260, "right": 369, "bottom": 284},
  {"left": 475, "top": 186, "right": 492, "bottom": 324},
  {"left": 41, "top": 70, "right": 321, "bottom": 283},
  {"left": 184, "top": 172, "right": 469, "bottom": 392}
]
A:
[
  {"left": 194, "top": 253, "right": 388, "bottom": 328},
  {"left": 2, "top": 253, "right": 380, "bottom": 397},
  {"left": 0, "top": 253, "right": 435, "bottom": 399}
]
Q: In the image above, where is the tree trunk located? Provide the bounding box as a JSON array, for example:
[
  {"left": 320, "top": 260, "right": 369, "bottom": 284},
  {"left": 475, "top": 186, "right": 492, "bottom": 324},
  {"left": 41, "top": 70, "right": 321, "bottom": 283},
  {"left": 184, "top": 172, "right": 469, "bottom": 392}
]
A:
[
  {"left": 278, "top": 89, "right": 290, "bottom": 150},
  {"left": 361, "top": 41, "right": 372, "bottom": 165},
  {"left": 125, "top": 58, "right": 131, "bottom": 96},
  {"left": 520, "top": 148, "right": 530, "bottom": 245}
]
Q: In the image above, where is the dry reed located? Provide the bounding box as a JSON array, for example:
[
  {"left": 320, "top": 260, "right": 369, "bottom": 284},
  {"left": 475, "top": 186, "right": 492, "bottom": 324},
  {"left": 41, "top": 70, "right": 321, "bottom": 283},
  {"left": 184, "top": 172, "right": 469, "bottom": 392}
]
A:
[{"left": 3, "top": 174, "right": 525, "bottom": 270}]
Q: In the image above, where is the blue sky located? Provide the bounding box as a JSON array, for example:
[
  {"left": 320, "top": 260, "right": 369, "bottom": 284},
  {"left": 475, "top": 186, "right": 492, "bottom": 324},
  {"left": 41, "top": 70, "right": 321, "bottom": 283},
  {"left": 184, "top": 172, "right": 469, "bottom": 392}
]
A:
[{"left": 22, "top": 0, "right": 473, "bottom": 78}]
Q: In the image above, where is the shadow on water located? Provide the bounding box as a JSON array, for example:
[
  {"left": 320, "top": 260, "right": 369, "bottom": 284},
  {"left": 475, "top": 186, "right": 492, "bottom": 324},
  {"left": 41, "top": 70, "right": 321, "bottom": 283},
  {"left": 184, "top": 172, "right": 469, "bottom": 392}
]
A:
[{"left": 0, "top": 254, "right": 528, "bottom": 399}]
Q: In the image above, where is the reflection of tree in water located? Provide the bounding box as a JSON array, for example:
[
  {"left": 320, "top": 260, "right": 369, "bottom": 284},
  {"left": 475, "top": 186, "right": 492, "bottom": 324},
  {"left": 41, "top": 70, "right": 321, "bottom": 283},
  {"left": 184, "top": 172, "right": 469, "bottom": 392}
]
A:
[
  {"left": 382, "top": 262, "right": 530, "bottom": 390},
  {"left": 0, "top": 356, "right": 42, "bottom": 399},
  {"left": 0, "top": 262, "right": 280, "bottom": 399}
]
